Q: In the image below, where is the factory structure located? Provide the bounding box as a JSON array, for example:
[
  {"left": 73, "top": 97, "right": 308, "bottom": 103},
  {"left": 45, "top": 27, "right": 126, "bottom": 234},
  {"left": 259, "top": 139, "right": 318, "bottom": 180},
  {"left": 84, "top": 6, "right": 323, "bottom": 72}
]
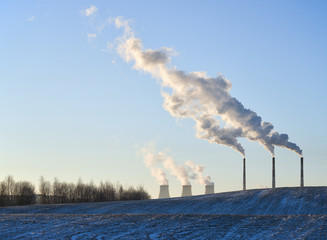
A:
[
  {"left": 270, "top": 156, "right": 304, "bottom": 189},
  {"left": 242, "top": 156, "right": 304, "bottom": 191},
  {"left": 205, "top": 184, "right": 215, "bottom": 194},
  {"left": 158, "top": 156, "right": 304, "bottom": 199},
  {"left": 158, "top": 183, "right": 215, "bottom": 198},
  {"left": 158, "top": 185, "right": 170, "bottom": 199}
]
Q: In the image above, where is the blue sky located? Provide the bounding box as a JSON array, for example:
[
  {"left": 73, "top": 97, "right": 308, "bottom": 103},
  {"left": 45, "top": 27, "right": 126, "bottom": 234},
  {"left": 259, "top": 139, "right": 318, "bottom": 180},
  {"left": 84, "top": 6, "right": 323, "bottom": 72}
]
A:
[{"left": 1, "top": 1, "right": 326, "bottom": 198}]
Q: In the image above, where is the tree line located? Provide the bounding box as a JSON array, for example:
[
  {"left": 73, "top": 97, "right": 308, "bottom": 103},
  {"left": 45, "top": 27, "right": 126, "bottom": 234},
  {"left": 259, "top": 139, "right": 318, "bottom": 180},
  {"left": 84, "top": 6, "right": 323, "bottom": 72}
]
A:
[
  {"left": 0, "top": 176, "right": 35, "bottom": 206},
  {"left": 0, "top": 176, "right": 150, "bottom": 207},
  {"left": 39, "top": 177, "right": 150, "bottom": 204}
]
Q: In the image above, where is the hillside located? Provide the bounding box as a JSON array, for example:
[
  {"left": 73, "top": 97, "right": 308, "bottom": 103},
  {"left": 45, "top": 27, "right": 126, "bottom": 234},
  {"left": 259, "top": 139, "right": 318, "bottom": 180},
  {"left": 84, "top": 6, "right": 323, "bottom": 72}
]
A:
[
  {"left": 0, "top": 187, "right": 326, "bottom": 239},
  {"left": 1, "top": 187, "right": 326, "bottom": 215}
]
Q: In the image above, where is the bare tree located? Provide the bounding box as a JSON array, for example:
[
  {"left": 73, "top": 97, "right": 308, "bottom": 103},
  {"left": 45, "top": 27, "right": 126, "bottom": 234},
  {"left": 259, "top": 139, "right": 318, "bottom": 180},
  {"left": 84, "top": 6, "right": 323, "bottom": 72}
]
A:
[
  {"left": 74, "top": 178, "right": 85, "bottom": 203},
  {"left": 0, "top": 181, "right": 7, "bottom": 206},
  {"left": 14, "top": 181, "right": 35, "bottom": 205},
  {"left": 52, "top": 178, "right": 60, "bottom": 204},
  {"left": 39, "top": 176, "right": 51, "bottom": 204},
  {"left": 67, "top": 183, "right": 75, "bottom": 203},
  {"left": 4, "top": 176, "right": 15, "bottom": 205},
  {"left": 96, "top": 181, "right": 116, "bottom": 202}
]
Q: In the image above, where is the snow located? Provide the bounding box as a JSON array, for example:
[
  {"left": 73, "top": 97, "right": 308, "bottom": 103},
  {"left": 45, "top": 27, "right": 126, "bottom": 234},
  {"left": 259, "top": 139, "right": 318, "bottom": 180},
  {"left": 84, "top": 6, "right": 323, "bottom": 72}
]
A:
[{"left": 0, "top": 187, "right": 326, "bottom": 239}]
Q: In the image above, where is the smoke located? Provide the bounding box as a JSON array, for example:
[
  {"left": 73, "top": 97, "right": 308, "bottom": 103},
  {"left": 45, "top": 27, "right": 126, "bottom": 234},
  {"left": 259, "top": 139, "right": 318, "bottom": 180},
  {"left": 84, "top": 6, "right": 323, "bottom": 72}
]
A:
[
  {"left": 185, "top": 161, "right": 214, "bottom": 186},
  {"left": 141, "top": 145, "right": 168, "bottom": 185},
  {"left": 140, "top": 144, "right": 191, "bottom": 185},
  {"left": 162, "top": 153, "right": 191, "bottom": 185},
  {"left": 115, "top": 17, "right": 302, "bottom": 157},
  {"left": 141, "top": 144, "right": 214, "bottom": 186}
]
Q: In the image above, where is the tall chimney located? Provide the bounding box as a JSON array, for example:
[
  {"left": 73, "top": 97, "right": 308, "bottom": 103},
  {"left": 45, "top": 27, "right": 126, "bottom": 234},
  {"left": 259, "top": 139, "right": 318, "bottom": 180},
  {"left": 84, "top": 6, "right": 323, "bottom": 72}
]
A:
[
  {"left": 181, "top": 185, "right": 192, "bottom": 197},
  {"left": 205, "top": 184, "right": 214, "bottom": 194},
  {"left": 243, "top": 158, "right": 246, "bottom": 191},
  {"left": 158, "top": 185, "right": 170, "bottom": 199},
  {"left": 272, "top": 157, "right": 276, "bottom": 189},
  {"left": 300, "top": 157, "right": 304, "bottom": 187}
]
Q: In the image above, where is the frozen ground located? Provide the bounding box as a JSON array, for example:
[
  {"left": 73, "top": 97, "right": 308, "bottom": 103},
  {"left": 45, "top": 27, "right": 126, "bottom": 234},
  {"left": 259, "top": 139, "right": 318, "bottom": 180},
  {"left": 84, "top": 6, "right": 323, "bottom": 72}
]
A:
[{"left": 0, "top": 187, "right": 326, "bottom": 239}]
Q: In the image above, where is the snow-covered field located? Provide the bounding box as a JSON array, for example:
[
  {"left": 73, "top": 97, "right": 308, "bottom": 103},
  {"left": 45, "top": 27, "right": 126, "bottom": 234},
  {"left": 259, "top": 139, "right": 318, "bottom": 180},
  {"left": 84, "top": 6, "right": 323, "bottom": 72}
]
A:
[{"left": 0, "top": 187, "right": 326, "bottom": 239}]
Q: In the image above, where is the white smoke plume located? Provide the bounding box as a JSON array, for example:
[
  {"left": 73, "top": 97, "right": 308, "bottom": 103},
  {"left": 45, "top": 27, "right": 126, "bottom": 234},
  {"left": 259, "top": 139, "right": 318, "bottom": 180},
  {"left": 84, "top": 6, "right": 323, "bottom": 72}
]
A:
[
  {"left": 141, "top": 144, "right": 192, "bottom": 185},
  {"left": 185, "top": 161, "right": 214, "bottom": 186},
  {"left": 141, "top": 145, "right": 168, "bottom": 185},
  {"left": 162, "top": 153, "right": 191, "bottom": 185},
  {"left": 116, "top": 17, "right": 302, "bottom": 157}
]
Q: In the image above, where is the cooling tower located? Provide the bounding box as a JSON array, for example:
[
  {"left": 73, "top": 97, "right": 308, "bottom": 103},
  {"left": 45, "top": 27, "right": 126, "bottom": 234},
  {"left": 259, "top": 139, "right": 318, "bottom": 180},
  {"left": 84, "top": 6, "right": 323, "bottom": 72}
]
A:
[
  {"left": 272, "top": 157, "right": 276, "bottom": 189},
  {"left": 158, "top": 185, "right": 170, "bottom": 199},
  {"left": 205, "top": 184, "right": 214, "bottom": 194},
  {"left": 181, "top": 185, "right": 192, "bottom": 197},
  {"left": 243, "top": 158, "right": 246, "bottom": 191},
  {"left": 300, "top": 157, "right": 304, "bottom": 188}
]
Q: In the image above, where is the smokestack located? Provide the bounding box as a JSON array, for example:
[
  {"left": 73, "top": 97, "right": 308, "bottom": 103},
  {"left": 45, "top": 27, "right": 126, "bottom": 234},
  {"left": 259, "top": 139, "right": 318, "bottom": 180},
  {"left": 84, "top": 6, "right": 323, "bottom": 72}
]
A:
[
  {"left": 181, "top": 185, "right": 192, "bottom": 197},
  {"left": 243, "top": 158, "right": 246, "bottom": 191},
  {"left": 272, "top": 157, "right": 276, "bottom": 189},
  {"left": 300, "top": 157, "right": 304, "bottom": 187},
  {"left": 158, "top": 185, "right": 170, "bottom": 199},
  {"left": 205, "top": 184, "right": 214, "bottom": 194}
]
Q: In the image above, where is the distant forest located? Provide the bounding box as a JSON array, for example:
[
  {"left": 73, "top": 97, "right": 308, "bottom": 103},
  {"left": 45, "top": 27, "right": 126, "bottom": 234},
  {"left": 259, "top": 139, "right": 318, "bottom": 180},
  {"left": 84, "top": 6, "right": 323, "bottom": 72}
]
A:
[{"left": 0, "top": 176, "right": 150, "bottom": 207}]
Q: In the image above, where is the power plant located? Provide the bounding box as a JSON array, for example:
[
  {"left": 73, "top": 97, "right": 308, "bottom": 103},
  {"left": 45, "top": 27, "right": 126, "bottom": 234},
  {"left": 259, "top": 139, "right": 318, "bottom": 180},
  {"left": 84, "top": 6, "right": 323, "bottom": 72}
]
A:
[
  {"left": 181, "top": 185, "right": 192, "bottom": 197},
  {"left": 156, "top": 155, "right": 304, "bottom": 199},
  {"left": 242, "top": 156, "right": 304, "bottom": 191},
  {"left": 300, "top": 157, "right": 304, "bottom": 187},
  {"left": 158, "top": 183, "right": 216, "bottom": 198},
  {"left": 243, "top": 158, "right": 246, "bottom": 191},
  {"left": 158, "top": 185, "right": 170, "bottom": 199},
  {"left": 271, "top": 156, "right": 306, "bottom": 189},
  {"left": 205, "top": 184, "right": 214, "bottom": 194},
  {"left": 272, "top": 157, "right": 276, "bottom": 189}
]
